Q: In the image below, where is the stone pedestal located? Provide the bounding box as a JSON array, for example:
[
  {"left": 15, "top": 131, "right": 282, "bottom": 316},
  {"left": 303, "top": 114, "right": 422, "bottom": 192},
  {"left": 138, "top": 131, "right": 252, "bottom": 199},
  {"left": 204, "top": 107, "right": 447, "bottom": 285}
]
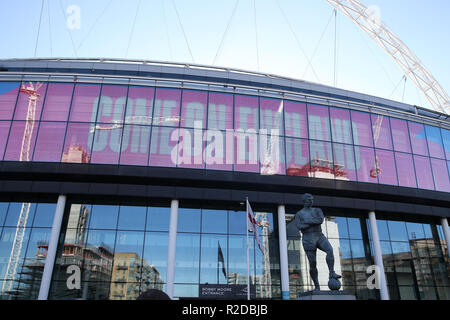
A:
[{"left": 297, "top": 290, "right": 356, "bottom": 300}]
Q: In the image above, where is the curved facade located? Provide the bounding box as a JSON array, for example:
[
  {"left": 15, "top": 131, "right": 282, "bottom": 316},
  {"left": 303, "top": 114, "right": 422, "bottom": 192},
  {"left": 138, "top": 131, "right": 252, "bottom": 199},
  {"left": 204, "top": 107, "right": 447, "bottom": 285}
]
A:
[{"left": 0, "top": 58, "right": 448, "bottom": 300}]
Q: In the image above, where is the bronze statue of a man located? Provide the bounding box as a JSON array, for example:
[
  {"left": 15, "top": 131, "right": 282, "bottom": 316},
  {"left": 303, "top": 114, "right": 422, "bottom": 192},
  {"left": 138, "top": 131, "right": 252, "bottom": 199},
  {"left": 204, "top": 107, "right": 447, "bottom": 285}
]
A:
[{"left": 294, "top": 193, "right": 341, "bottom": 291}]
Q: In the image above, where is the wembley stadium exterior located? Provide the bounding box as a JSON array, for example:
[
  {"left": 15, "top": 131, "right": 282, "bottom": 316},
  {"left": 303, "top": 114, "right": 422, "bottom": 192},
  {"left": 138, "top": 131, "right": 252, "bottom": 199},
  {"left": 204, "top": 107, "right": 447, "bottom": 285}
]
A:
[{"left": 0, "top": 58, "right": 448, "bottom": 300}]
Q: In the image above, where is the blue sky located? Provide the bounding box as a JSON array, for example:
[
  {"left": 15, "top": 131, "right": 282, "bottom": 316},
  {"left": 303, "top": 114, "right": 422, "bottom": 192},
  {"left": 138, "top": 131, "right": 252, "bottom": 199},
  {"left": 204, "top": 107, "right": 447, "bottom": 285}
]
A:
[{"left": 1, "top": 0, "right": 449, "bottom": 112}]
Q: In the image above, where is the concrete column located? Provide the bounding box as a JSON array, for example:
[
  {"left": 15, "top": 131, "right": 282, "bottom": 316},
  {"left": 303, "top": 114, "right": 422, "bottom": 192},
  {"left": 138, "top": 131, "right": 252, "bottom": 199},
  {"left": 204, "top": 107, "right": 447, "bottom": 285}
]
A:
[
  {"left": 166, "top": 199, "right": 179, "bottom": 299},
  {"left": 38, "top": 195, "right": 67, "bottom": 300},
  {"left": 277, "top": 205, "right": 290, "bottom": 300},
  {"left": 368, "top": 211, "right": 389, "bottom": 300},
  {"left": 441, "top": 217, "right": 450, "bottom": 258}
]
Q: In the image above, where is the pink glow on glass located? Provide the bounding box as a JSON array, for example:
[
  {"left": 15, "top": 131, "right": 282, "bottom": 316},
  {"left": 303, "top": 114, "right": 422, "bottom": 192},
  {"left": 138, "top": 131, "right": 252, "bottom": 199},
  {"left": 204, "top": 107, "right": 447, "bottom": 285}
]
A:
[
  {"left": 13, "top": 83, "right": 47, "bottom": 121},
  {"left": 33, "top": 122, "right": 66, "bottom": 161},
  {"left": 0, "top": 82, "right": 20, "bottom": 120},
  {"left": 41, "top": 83, "right": 74, "bottom": 121}
]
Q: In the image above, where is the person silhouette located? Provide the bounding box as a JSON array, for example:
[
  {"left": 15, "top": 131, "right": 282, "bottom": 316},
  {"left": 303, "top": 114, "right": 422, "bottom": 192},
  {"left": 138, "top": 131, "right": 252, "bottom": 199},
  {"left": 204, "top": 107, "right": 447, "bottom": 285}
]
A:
[
  {"left": 136, "top": 288, "right": 171, "bottom": 300},
  {"left": 293, "top": 193, "right": 341, "bottom": 291}
]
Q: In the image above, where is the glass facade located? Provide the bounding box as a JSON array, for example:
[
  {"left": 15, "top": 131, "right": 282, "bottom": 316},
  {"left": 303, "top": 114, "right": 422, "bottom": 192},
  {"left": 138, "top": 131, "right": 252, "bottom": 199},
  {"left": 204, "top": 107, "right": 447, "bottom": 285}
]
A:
[
  {"left": 287, "top": 212, "right": 450, "bottom": 300},
  {"left": 0, "top": 76, "right": 448, "bottom": 301},
  {"left": 0, "top": 202, "right": 56, "bottom": 300},
  {"left": 367, "top": 218, "right": 450, "bottom": 300},
  {"left": 46, "top": 203, "right": 279, "bottom": 300},
  {"left": 0, "top": 81, "right": 449, "bottom": 192}
]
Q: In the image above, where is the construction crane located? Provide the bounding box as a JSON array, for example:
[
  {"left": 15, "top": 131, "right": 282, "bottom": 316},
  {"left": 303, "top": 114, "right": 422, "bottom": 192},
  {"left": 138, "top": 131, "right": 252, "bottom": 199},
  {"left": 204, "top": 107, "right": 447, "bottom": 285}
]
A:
[
  {"left": 370, "top": 114, "right": 383, "bottom": 178},
  {"left": 326, "top": 0, "right": 450, "bottom": 115},
  {"left": 1, "top": 82, "right": 42, "bottom": 297}
]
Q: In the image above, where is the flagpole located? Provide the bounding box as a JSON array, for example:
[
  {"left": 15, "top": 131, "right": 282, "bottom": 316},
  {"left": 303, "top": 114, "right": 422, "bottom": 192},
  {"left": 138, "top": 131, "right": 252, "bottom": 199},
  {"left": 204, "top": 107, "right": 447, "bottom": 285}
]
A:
[
  {"left": 246, "top": 197, "right": 250, "bottom": 300},
  {"left": 217, "top": 241, "right": 219, "bottom": 284}
]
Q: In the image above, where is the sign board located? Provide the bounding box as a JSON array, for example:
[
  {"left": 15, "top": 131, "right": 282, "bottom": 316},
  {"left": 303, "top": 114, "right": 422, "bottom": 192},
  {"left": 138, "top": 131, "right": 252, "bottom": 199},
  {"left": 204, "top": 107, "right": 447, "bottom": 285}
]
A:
[{"left": 199, "top": 284, "right": 256, "bottom": 299}]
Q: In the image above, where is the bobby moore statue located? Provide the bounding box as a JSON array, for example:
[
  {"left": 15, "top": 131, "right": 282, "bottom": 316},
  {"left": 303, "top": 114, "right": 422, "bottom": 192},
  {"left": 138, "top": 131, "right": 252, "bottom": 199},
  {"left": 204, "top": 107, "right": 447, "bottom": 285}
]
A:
[{"left": 294, "top": 193, "right": 341, "bottom": 291}]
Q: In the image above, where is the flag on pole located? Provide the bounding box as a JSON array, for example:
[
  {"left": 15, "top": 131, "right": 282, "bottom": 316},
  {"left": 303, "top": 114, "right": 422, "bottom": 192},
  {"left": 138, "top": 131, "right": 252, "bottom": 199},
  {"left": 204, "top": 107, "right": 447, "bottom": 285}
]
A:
[
  {"left": 217, "top": 241, "right": 226, "bottom": 279},
  {"left": 246, "top": 199, "right": 263, "bottom": 254}
]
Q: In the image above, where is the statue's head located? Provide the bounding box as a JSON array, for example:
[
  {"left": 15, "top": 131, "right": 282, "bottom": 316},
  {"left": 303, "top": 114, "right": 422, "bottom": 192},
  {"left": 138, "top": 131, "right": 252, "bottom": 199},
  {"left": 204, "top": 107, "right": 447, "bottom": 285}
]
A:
[{"left": 302, "top": 193, "right": 314, "bottom": 207}]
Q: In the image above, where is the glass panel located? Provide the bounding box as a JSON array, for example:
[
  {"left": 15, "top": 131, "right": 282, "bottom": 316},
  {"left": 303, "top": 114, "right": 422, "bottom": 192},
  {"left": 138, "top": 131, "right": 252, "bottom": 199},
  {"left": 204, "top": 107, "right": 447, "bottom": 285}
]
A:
[
  {"left": 330, "top": 107, "right": 352, "bottom": 144},
  {"left": 142, "top": 232, "right": 168, "bottom": 285},
  {"left": 413, "top": 155, "right": 434, "bottom": 190},
  {"left": 0, "top": 203, "right": 8, "bottom": 226},
  {"left": 13, "top": 83, "right": 47, "bottom": 121},
  {"left": 205, "top": 129, "right": 233, "bottom": 171},
  {"left": 175, "top": 233, "right": 200, "bottom": 283},
  {"left": 88, "top": 205, "right": 119, "bottom": 230},
  {"left": 430, "top": 158, "right": 450, "bottom": 192},
  {"left": 284, "top": 100, "right": 307, "bottom": 139},
  {"left": 61, "top": 122, "right": 93, "bottom": 163},
  {"left": 51, "top": 204, "right": 90, "bottom": 284},
  {"left": 0, "top": 82, "right": 20, "bottom": 120},
  {"left": 388, "top": 221, "right": 409, "bottom": 242},
  {"left": 441, "top": 128, "right": 450, "bottom": 160},
  {"left": 229, "top": 235, "right": 254, "bottom": 284},
  {"left": 405, "top": 223, "right": 425, "bottom": 240},
  {"left": 124, "top": 86, "right": 154, "bottom": 125},
  {"left": 234, "top": 126, "right": 259, "bottom": 173},
  {"left": 308, "top": 104, "right": 330, "bottom": 141},
  {"left": 0, "top": 121, "right": 11, "bottom": 160},
  {"left": 177, "top": 208, "right": 201, "bottom": 233},
  {"left": 33, "top": 122, "right": 66, "bottom": 162},
  {"left": 41, "top": 83, "right": 74, "bottom": 121},
  {"left": 83, "top": 229, "right": 115, "bottom": 284},
  {"left": 112, "top": 231, "right": 145, "bottom": 297},
  {"left": 409, "top": 122, "right": 428, "bottom": 156},
  {"left": 234, "top": 94, "right": 258, "bottom": 131},
  {"left": 120, "top": 124, "right": 150, "bottom": 166},
  {"left": 32, "top": 203, "right": 56, "bottom": 227},
  {"left": 17, "top": 227, "right": 52, "bottom": 299},
  {"left": 180, "top": 90, "right": 207, "bottom": 129},
  {"left": 376, "top": 220, "right": 390, "bottom": 241},
  {"left": 207, "top": 92, "right": 233, "bottom": 130},
  {"left": 371, "top": 115, "right": 392, "bottom": 150},
  {"left": 390, "top": 118, "right": 411, "bottom": 153},
  {"left": 201, "top": 209, "right": 227, "bottom": 234},
  {"left": 309, "top": 140, "right": 334, "bottom": 179},
  {"left": 4, "top": 202, "right": 36, "bottom": 227},
  {"left": 229, "top": 211, "right": 246, "bottom": 235},
  {"left": 0, "top": 227, "right": 31, "bottom": 282},
  {"left": 375, "top": 149, "right": 398, "bottom": 186},
  {"left": 117, "top": 206, "right": 147, "bottom": 231},
  {"left": 285, "top": 138, "right": 309, "bottom": 177},
  {"left": 90, "top": 123, "right": 123, "bottom": 164},
  {"left": 4, "top": 121, "right": 39, "bottom": 161},
  {"left": 347, "top": 218, "right": 362, "bottom": 239},
  {"left": 260, "top": 97, "right": 284, "bottom": 136},
  {"left": 95, "top": 85, "right": 127, "bottom": 124},
  {"left": 148, "top": 126, "right": 178, "bottom": 167},
  {"left": 68, "top": 84, "right": 101, "bottom": 122},
  {"left": 260, "top": 134, "right": 285, "bottom": 175},
  {"left": 333, "top": 143, "right": 357, "bottom": 181},
  {"left": 350, "top": 111, "right": 373, "bottom": 147},
  {"left": 200, "top": 234, "right": 228, "bottom": 284},
  {"left": 395, "top": 152, "right": 417, "bottom": 188},
  {"left": 146, "top": 207, "right": 170, "bottom": 232},
  {"left": 175, "top": 128, "right": 205, "bottom": 169},
  {"left": 152, "top": 88, "right": 181, "bottom": 127},
  {"left": 331, "top": 217, "right": 348, "bottom": 239},
  {"left": 354, "top": 146, "right": 378, "bottom": 183},
  {"left": 337, "top": 239, "right": 353, "bottom": 288},
  {"left": 425, "top": 125, "right": 445, "bottom": 159}
]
